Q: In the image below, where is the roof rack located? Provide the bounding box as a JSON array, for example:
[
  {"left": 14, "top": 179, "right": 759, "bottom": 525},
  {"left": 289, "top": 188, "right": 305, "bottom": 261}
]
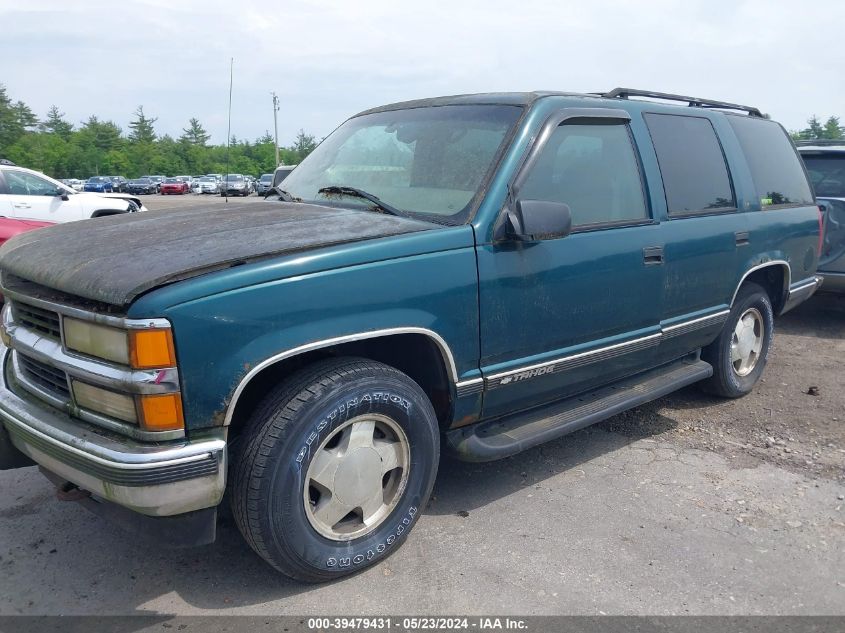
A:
[
  {"left": 794, "top": 139, "right": 845, "bottom": 147},
  {"left": 599, "top": 88, "right": 763, "bottom": 118}
]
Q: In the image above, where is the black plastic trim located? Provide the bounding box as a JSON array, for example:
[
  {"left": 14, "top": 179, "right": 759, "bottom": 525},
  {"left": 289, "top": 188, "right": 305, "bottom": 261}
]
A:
[{"left": 447, "top": 357, "right": 713, "bottom": 462}]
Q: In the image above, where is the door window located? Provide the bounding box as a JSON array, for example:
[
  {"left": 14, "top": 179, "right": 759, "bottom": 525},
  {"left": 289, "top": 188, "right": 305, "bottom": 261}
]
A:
[
  {"left": 518, "top": 122, "right": 648, "bottom": 228},
  {"left": 5, "top": 170, "right": 60, "bottom": 196},
  {"left": 644, "top": 113, "right": 735, "bottom": 216}
]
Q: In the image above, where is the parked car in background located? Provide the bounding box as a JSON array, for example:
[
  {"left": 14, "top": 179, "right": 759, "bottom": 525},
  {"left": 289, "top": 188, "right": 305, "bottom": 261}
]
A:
[
  {"left": 197, "top": 176, "right": 220, "bottom": 194},
  {"left": 0, "top": 164, "right": 146, "bottom": 222},
  {"left": 126, "top": 178, "right": 158, "bottom": 195},
  {"left": 160, "top": 178, "right": 189, "bottom": 195},
  {"left": 109, "top": 176, "right": 128, "bottom": 192},
  {"left": 0, "top": 217, "right": 53, "bottom": 248},
  {"left": 0, "top": 218, "right": 53, "bottom": 304},
  {"left": 60, "top": 179, "right": 85, "bottom": 192},
  {"left": 221, "top": 173, "right": 248, "bottom": 196},
  {"left": 142, "top": 175, "right": 165, "bottom": 192},
  {"left": 798, "top": 140, "right": 845, "bottom": 293},
  {"left": 0, "top": 88, "right": 821, "bottom": 583},
  {"left": 83, "top": 176, "right": 114, "bottom": 193},
  {"left": 272, "top": 164, "right": 297, "bottom": 188},
  {"left": 256, "top": 173, "right": 274, "bottom": 195}
]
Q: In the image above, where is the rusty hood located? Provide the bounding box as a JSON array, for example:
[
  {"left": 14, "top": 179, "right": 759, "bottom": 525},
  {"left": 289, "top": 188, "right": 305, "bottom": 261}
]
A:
[{"left": 0, "top": 201, "right": 437, "bottom": 306}]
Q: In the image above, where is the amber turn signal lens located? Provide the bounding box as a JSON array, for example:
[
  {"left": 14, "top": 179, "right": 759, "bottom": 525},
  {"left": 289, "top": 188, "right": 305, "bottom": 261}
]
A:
[
  {"left": 129, "top": 329, "right": 176, "bottom": 369},
  {"left": 138, "top": 393, "right": 184, "bottom": 431}
]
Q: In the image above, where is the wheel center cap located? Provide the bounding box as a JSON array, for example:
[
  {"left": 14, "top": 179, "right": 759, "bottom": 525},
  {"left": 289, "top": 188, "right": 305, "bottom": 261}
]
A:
[
  {"left": 333, "top": 448, "right": 382, "bottom": 507},
  {"left": 737, "top": 326, "right": 754, "bottom": 357}
]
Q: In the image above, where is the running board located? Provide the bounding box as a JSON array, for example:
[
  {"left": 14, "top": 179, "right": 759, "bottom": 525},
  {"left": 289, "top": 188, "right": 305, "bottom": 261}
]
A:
[{"left": 446, "top": 357, "right": 712, "bottom": 462}]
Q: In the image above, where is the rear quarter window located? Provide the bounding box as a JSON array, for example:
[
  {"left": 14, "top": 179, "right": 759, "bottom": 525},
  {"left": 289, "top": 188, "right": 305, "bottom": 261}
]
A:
[
  {"left": 644, "top": 113, "right": 735, "bottom": 216},
  {"left": 727, "top": 116, "right": 814, "bottom": 208}
]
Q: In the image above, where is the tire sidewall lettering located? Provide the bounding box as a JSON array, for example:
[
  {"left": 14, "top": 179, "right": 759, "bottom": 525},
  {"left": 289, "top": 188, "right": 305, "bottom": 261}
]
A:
[{"left": 293, "top": 390, "right": 412, "bottom": 471}]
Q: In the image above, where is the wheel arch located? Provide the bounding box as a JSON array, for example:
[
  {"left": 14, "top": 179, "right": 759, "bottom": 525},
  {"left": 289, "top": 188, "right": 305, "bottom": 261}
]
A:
[
  {"left": 91, "top": 209, "right": 128, "bottom": 218},
  {"left": 731, "top": 260, "right": 790, "bottom": 314},
  {"left": 224, "top": 328, "right": 458, "bottom": 433}
]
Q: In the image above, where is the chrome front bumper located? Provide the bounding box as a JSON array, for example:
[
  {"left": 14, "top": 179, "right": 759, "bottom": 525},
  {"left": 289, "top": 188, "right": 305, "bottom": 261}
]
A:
[{"left": 0, "top": 345, "right": 226, "bottom": 517}]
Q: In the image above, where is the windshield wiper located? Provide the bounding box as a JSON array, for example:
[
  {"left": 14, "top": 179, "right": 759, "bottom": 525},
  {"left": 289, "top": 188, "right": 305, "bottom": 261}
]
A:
[
  {"left": 264, "top": 186, "right": 301, "bottom": 202},
  {"left": 317, "top": 185, "right": 408, "bottom": 218}
]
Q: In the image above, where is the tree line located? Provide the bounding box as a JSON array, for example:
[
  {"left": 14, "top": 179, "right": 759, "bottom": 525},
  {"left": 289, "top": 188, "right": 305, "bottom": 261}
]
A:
[
  {"left": 0, "top": 84, "right": 318, "bottom": 179},
  {"left": 790, "top": 115, "right": 844, "bottom": 141}
]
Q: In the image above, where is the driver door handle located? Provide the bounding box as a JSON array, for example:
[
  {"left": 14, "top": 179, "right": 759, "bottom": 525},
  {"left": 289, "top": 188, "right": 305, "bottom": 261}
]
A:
[
  {"left": 643, "top": 246, "right": 664, "bottom": 265},
  {"left": 13, "top": 203, "right": 31, "bottom": 209}
]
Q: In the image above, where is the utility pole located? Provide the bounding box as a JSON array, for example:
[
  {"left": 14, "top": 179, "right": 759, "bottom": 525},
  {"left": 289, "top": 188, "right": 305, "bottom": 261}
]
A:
[{"left": 271, "top": 92, "right": 280, "bottom": 167}]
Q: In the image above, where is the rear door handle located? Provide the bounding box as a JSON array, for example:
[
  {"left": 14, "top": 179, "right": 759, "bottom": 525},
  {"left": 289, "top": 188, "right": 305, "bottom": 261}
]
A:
[
  {"left": 13, "top": 203, "right": 31, "bottom": 209},
  {"left": 735, "top": 231, "right": 750, "bottom": 246},
  {"left": 643, "top": 246, "right": 664, "bottom": 265}
]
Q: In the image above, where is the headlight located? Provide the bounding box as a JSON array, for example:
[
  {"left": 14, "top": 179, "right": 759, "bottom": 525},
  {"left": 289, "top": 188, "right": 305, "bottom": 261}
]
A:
[
  {"left": 71, "top": 380, "right": 184, "bottom": 431},
  {"left": 64, "top": 318, "right": 177, "bottom": 369},
  {"left": 64, "top": 318, "right": 131, "bottom": 365},
  {"left": 72, "top": 380, "right": 137, "bottom": 423}
]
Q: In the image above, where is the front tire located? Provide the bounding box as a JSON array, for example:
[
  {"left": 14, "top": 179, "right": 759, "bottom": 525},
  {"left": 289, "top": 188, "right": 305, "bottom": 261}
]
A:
[
  {"left": 701, "top": 282, "right": 773, "bottom": 398},
  {"left": 231, "top": 357, "right": 439, "bottom": 582}
]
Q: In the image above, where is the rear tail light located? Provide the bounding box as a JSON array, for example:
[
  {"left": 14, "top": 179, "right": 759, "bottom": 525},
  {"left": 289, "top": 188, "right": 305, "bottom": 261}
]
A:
[{"left": 818, "top": 204, "right": 826, "bottom": 257}]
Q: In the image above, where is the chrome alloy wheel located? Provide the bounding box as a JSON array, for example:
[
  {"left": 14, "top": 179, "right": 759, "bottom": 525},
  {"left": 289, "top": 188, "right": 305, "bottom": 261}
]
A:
[
  {"left": 303, "top": 414, "right": 410, "bottom": 541},
  {"left": 730, "top": 307, "right": 764, "bottom": 377}
]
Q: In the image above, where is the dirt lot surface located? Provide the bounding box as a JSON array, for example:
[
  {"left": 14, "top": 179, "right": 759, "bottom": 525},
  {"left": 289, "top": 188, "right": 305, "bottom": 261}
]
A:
[{"left": 0, "top": 195, "right": 842, "bottom": 615}]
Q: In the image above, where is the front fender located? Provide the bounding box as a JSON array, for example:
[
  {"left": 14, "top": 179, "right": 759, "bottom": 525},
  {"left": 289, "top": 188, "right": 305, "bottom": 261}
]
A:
[{"left": 143, "top": 243, "right": 481, "bottom": 430}]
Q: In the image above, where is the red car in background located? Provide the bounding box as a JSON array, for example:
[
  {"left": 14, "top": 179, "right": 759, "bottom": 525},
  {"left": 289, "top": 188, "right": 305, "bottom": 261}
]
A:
[
  {"left": 160, "top": 178, "right": 189, "bottom": 195},
  {"left": 0, "top": 217, "right": 53, "bottom": 303},
  {"left": 0, "top": 217, "right": 52, "bottom": 247}
]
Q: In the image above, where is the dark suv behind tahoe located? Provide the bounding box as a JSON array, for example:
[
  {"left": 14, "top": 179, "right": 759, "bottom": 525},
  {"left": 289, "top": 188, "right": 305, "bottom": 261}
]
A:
[
  {"left": 0, "top": 89, "right": 822, "bottom": 582},
  {"left": 797, "top": 140, "right": 845, "bottom": 293}
]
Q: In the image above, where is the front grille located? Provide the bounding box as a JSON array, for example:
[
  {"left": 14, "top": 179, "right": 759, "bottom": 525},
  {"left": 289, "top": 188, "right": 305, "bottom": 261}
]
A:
[
  {"left": 17, "top": 354, "right": 70, "bottom": 400},
  {"left": 13, "top": 302, "right": 61, "bottom": 341}
]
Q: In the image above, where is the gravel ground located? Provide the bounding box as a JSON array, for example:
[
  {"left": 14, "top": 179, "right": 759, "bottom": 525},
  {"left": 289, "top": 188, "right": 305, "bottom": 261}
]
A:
[
  {"left": 140, "top": 192, "right": 265, "bottom": 212},
  {"left": 0, "top": 201, "right": 842, "bottom": 615},
  {"left": 602, "top": 292, "right": 845, "bottom": 484}
]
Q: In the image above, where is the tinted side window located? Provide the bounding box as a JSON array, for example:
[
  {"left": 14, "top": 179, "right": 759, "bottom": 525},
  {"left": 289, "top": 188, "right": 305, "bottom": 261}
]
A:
[
  {"left": 728, "top": 116, "right": 814, "bottom": 207},
  {"left": 519, "top": 122, "right": 647, "bottom": 227},
  {"left": 801, "top": 154, "right": 845, "bottom": 198},
  {"left": 644, "top": 113, "right": 735, "bottom": 216}
]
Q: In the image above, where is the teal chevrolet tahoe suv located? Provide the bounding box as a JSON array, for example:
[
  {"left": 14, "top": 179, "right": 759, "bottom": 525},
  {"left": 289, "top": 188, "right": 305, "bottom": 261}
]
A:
[{"left": 0, "top": 88, "right": 822, "bottom": 582}]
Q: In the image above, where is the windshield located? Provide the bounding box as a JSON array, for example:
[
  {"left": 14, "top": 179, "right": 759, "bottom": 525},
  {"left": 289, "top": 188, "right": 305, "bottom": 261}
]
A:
[
  {"left": 260, "top": 174, "right": 272, "bottom": 182},
  {"left": 803, "top": 154, "right": 845, "bottom": 198},
  {"left": 129, "top": 179, "right": 148, "bottom": 184},
  {"left": 225, "top": 175, "right": 243, "bottom": 181},
  {"left": 200, "top": 177, "right": 215, "bottom": 182},
  {"left": 280, "top": 104, "right": 521, "bottom": 221},
  {"left": 164, "top": 178, "right": 179, "bottom": 183},
  {"left": 88, "top": 177, "right": 107, "bottom": 183}
]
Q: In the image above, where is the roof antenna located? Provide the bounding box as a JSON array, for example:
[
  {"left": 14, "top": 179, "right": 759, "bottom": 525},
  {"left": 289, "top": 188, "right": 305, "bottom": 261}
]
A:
[{"left": 224, "top": 57, "right": 233, "bottom": 203}]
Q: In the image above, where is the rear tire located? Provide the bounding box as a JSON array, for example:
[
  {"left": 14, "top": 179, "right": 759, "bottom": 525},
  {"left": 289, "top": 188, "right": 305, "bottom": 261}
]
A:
[
  {"left": 231, "top": 357, "right": 439, "bottom": 582},
  {"left": 701, "top": 282, "right": 773, "bottom": 398}
]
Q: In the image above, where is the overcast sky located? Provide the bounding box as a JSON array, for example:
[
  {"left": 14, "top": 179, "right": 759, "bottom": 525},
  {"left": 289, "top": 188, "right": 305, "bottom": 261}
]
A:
[{"left": 2, "top": 0, "right": 843, "bottom": 145}]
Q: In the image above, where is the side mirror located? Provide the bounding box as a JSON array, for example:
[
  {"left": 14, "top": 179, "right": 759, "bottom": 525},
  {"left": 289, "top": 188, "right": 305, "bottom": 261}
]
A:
[
  {"left": 507, "top": 199, "right": 572, "bottom": 241},
  {"left": 54, "top": 189, "right": 69, "bottom": 201}
]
